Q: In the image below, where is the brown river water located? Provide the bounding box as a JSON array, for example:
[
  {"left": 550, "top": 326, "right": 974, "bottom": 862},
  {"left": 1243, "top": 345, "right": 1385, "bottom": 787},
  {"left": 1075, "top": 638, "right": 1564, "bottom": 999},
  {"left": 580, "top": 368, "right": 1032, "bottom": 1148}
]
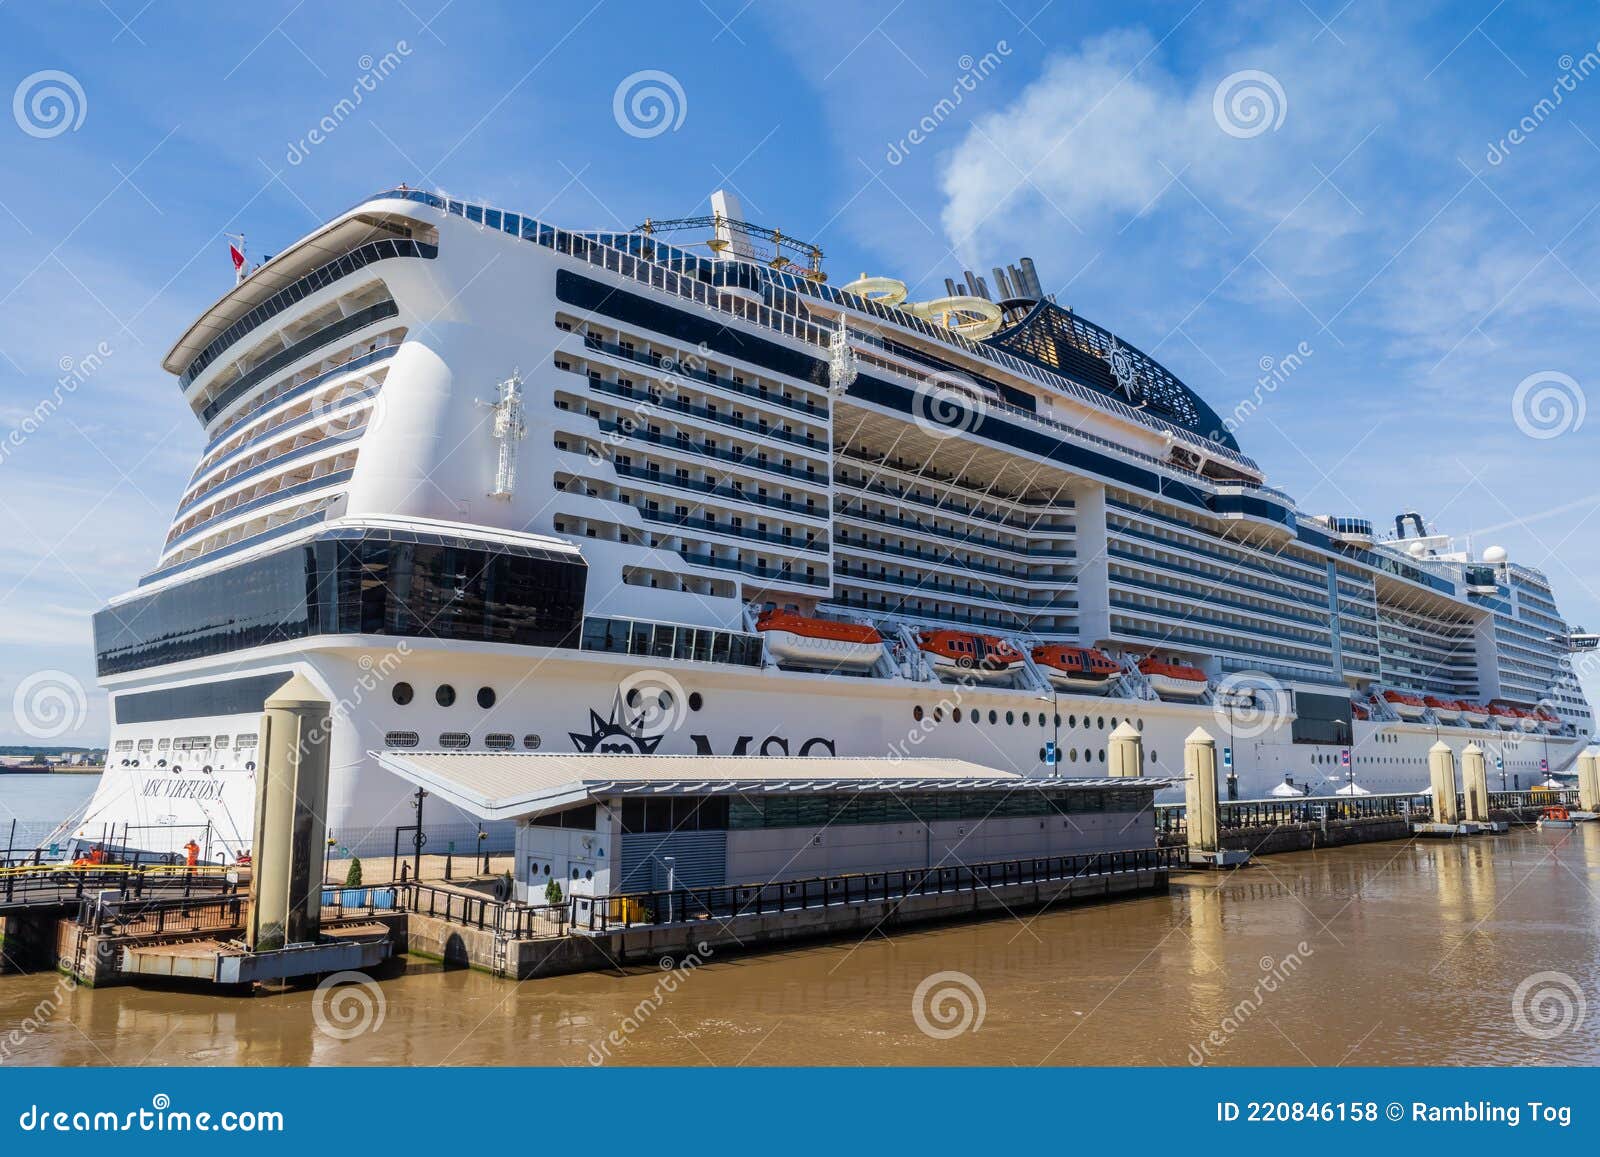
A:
[{"left": 4, "top": 826, "right": 1599, "bottom": 1067}]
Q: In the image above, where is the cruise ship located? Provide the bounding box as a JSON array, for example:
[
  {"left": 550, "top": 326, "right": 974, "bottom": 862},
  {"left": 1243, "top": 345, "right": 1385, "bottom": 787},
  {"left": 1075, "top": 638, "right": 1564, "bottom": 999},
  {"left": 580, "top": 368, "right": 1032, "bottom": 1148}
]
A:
[{"left": 76, "top": 186, "right": 1593, "bottom": 859}]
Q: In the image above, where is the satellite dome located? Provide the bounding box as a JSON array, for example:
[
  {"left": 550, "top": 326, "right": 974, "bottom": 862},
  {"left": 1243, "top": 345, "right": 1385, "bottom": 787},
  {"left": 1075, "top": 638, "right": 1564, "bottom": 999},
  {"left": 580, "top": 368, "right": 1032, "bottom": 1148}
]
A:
[
  {"left": 1483, "top": 545, "right": 1508, "bottom": 564},
  {"left": 1408, "top": 541, "right": 1429, "bottom": 557}
]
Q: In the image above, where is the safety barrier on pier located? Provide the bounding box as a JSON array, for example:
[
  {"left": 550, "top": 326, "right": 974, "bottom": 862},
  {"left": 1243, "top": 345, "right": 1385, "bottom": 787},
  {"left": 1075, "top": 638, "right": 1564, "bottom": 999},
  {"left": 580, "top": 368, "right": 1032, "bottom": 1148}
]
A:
[
  {"left": 1156, "top": 789, "right": 1581, "bottom": 839},
  {"left": 571, "top": 846, "right": 1184, "bottom": 934}
]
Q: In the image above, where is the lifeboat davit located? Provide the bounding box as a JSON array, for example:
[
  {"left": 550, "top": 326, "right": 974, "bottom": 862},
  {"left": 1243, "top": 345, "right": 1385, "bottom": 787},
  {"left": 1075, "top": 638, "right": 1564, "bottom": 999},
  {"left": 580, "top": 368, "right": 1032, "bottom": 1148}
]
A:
[
  {"left": 1351, "top": 701, "right": 1370, "bottom": 721},
  {"left": 1486, "top": 703, "right": 1520, "bottom": 728},
  {"left": 1032, "top": 645, "right": 1120, "bottom": 694},
  {"left": 1423, "top": 696, "right": 1462, "bottom": 723},
  {"left": 1383, "top": 690, "right": 1427, "bottom": 720},
  {"left": 918, "top": 630, "right": 1024, "bottom": 683},
  {"left": 1138, "top": 656, "right": 1209, "bottom": 700},
  {"left": 756, "top": 610, "right": 884, "bottom": 671},
  {"left": 1458, "top": 702, "right": 1491, "bottom": 725}
]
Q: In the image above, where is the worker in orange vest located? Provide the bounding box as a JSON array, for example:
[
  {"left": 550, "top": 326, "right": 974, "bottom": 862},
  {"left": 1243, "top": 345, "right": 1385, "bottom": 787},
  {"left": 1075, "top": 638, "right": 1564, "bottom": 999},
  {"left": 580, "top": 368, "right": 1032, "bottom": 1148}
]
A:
[{"left": 183, "top": 840, "right": 200, "bottom": 868}]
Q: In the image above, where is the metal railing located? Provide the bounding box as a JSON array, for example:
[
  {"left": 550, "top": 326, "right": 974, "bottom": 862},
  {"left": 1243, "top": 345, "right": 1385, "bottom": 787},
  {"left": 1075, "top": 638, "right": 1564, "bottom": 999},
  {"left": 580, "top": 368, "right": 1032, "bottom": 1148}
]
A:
[
  {"left": 85, "top": 893, "right": 246, "bottom": 938},
  {"left": 1, "top": 864, "right": 238, "bottom": 908},
  {"left": 1157, "top": 793, "right": 1427, "bottom": 836},
  {"left": 572, "top": 846, "right": 1182, "bottom": 933},
  {"left": 1158, "top": 787, "right": 1585, "bottom": 836},
  {"left": 393, "top": 880, "right": 568, "bottom": 940}
]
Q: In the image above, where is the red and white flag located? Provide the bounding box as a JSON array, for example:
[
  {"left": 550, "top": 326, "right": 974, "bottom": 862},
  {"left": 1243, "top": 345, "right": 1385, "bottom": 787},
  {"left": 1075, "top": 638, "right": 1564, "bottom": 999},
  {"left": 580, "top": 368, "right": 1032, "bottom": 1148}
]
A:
[{"left": 226, "top": 234, "right": 248, "bottom": 284}]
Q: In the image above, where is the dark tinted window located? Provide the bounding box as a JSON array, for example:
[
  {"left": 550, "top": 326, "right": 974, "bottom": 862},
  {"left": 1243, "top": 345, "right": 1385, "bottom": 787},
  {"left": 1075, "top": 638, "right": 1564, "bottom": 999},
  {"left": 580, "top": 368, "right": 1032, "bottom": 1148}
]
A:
[{"left": 94, "top": 528, "right": 587, "bottom": 676}]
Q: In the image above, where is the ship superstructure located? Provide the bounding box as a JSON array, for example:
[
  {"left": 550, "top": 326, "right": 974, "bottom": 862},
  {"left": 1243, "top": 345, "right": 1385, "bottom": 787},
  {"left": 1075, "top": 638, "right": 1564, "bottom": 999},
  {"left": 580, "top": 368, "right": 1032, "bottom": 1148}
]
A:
[{"left": 77, "top": 187, "right": 1592, "bottom": 858}]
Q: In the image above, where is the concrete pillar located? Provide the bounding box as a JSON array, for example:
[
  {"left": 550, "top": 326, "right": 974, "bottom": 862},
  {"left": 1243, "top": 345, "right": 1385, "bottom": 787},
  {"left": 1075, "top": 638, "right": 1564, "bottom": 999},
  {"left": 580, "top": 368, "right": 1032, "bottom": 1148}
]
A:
[
  {"left": 1429, "top": 741, "right": 1460, "bottom": 825},
  {"left": 1108, "top": 721, "right": 1144, "bottom": 778},
  {"left": 1184, "top": 727, "right": 1220, "bottom": 853},
  {"left": 247, "top": 673, "right": 332, "bottom": 952},
  {"left": 1579, "top": 750, "right": 1600, "bottom": 813},
  {"left": 1461, "top": 743, "right": 1489, "bottom": 822}
]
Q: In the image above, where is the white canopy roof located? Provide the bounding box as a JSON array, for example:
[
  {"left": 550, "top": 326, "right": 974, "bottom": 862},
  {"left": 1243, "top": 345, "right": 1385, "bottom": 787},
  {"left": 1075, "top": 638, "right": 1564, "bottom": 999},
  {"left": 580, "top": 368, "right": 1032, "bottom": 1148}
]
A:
[{"left": 370, "top": 751, "right": 1181, "bottom": 822}]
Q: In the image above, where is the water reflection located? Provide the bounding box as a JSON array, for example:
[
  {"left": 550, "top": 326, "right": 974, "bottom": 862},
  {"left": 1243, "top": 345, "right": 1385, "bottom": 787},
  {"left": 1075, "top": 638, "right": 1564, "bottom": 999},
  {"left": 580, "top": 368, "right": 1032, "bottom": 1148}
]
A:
[{"left": 2, "top": 828, "right": 1596, "bottom": 1066}]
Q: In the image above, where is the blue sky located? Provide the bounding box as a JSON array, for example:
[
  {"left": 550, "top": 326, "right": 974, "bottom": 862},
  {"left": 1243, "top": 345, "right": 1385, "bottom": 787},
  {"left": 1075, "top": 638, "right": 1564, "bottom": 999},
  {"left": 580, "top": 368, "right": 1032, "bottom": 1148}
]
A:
[{"left": 1, "top": 0, "right": 1597, "bottom": 746}]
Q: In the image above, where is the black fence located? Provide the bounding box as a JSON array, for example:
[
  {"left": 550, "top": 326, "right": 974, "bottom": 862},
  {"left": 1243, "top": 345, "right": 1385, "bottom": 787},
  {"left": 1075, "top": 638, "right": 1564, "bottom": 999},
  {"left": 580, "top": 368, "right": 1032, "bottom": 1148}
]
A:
[
  {"left": 1, "top": 864, "right": 239, "bottom": 910},
  {"left": 1158, "top": 788, "right": 1584, "bottom": 836},
  {"left": 573, "top": 846, "right": 1182, "bottom": 934},
  {"left": 392, "top": 880, "right": 567, "bottom": 939},
  {"left": 84, "top": 893, "right": 247, "bottom": 938}
]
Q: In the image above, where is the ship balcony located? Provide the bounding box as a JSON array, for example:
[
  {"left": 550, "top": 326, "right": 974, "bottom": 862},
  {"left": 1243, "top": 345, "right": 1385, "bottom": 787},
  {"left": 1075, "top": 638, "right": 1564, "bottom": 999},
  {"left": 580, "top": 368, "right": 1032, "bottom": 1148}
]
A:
[
  {"left": 832, "top": 564, "right": 1077, "bottom": 611},
  {"left": 1320, "top": 515, "right": 1376, "bottom": 547},
  {"left": 832, "top": 535, "right": 1075, "bottom": 586},
  {"left": 833, "top": 506, "right": 1077, "bottom": 561}
]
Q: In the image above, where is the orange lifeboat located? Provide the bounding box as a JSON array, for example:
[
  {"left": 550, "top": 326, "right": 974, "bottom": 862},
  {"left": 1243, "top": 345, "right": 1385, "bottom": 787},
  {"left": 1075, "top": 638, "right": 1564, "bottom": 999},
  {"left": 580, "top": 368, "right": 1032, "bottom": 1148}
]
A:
[
  {"left": 918, "top": 630, "right": 1024, "bottom": 683},
  {"left": 1458, "top": 702, "right": 1490, "bottom": 725},
  {"left": 1382, "top": 690, "right": 1427, "bottom": 720},
  {"left": 1351, "top": 701, "right": 1370, "bottom": 721},
  {"left": 1031, "top": 645, "right": 1120, "bottom": 695},
  {"left": 1137, "top": 656, "right": 1209, "bottom": 700},
  {"left": 1486, "top": 703, "right": 1521, "bottom": 728},
  {"left": 1423, "top": 696, "right": 1462, "bottom": 723},
  {"left": 1536, "top": 707, "right": 1563, "bottom": 733},
  {"left": 756, "top": 610, "right": 884, "bottom": 671}
]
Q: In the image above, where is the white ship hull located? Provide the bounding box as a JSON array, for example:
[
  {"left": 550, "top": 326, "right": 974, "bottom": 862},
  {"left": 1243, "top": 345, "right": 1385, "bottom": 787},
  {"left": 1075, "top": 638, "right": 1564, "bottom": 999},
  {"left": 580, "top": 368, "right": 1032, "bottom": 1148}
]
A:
[{"left": 78, "top": 637, "right": 1586, "bottom": 859}]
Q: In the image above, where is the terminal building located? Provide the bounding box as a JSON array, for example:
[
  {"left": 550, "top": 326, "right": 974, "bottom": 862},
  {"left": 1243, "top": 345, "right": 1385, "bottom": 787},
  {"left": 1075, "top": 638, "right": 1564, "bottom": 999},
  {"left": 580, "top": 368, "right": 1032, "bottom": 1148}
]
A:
[{"left": 371, "top": 752, "right": 1177, "bottom": 904}]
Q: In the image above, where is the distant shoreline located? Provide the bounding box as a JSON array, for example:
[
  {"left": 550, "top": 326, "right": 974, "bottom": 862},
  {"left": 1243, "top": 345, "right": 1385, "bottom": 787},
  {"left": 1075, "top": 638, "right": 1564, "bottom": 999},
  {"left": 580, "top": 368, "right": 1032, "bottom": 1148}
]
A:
[{"left": 0, "top": 767, "right": 104, "bottom": 775}]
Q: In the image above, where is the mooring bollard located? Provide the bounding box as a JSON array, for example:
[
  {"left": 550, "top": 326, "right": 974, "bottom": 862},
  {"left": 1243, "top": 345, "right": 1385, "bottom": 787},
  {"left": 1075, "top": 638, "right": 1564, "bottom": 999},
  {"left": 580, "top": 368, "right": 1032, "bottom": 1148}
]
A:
[
  {"left": 1461, "top": 743, "right": 1489, "bottom": 823},
  {"left": 247, "top": 673, "right": 332, "bottom": 953},
  {"left": 1429, "top": 741, "right": 1460, "bottom": 825},
  {"left": 1108, "top": 721, "right": 1144, "bottom": 778},
  {"left": 1184, "top": 727, "right": 1220, "bottom": 854},
  {"left": 1578, "top": 749, "right": 1600, "bottom": 814}
]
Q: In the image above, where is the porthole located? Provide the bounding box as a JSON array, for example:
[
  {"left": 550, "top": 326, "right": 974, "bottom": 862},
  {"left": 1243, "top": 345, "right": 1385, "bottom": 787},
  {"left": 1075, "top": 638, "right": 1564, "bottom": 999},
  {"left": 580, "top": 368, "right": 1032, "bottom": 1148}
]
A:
[
  {"left": 1070, "top": 748, "right": 1079, "bottom": 763},
  {"left": 688, "top": 692, "right": 703, "bottom": 711},
  {"left": 171, "top": 765, "right": 182, "bottom": 775},
  {"left": 1069, "top": 715, "right": 1077, "bottom": 728},
  {"left": 1054, "top": 714, "right": 1062, "bottom": 728},
  {"left": 1040, "top": 747, "right": 1046, "bottom": 762},
  {"left": 385, "top": 731, "right": 419, "bottom": 749},
  {"left": 1006, "top": 711, "right": 1015, "bottom": 725},
  {"left": 436, "top": 684, "right": 457, "bottom": 707},
  {"left": 523, "top": 734, "right": 543, "bottom": 750},
  {"left": 485, "top": 733, "right": 514, "bottom": 750},
  {"left": 1138, "top": 718, "right": 1145, "bottom": 731},
  {"left": 392, "top": 682, "right": 414, "bottom": 706},
  {"left": 1097, "top": 716, "right": 1105, "bottom": 730},
  {"left": 477, "top": 686, "right": 496, "bottom": 709},
  {"left": 913, "top": 705, "right": 924, "bottom": 722},
  {"left": 1083, "top": 748, "right": 1092, "bottom": 762},
  {"left": 1150, "top": 751, "right": 1158, "bottom": 764},
  {"left": 439, "top": 732, "right": 470, "bottom": 749},
  {"left": 1098, "top": 749, "right": 1106, "bottom": 763},
  {"left": 1022, "top": 711, "right": 1031, "bottom": 726},
  {"left": 970, "top": 711, "right": 979, "bottom": 726},
  {"left": 933, "top": 707, "right": 943, "bottom": 722},
  {"left": 953, "top": 708, "right": 963, "bottom": 723},
  {"left": 202, "top": 765, "right": 213, "bottom": 775},
  {"left": 989, "top": 710, "right": 998, "bottom": 724}
]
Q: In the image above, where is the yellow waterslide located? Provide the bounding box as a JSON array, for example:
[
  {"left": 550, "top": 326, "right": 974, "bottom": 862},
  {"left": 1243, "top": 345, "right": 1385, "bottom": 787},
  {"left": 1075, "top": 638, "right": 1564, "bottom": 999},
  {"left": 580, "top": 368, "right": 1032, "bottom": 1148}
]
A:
[{"left": 841, "top": 274, "right": 1004, "bottom": 340}]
